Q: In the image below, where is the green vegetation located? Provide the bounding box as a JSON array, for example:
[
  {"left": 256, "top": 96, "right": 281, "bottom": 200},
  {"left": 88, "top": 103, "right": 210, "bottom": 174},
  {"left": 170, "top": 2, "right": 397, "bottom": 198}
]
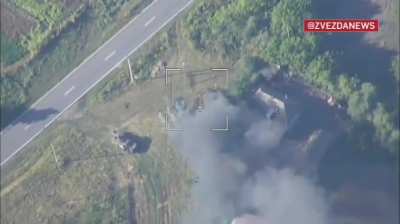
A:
[
  {"left": 1, "top": 0, "right": 149, "bottom": 128},
  {"left": 0, "top": 76, "right": 27, "bottom": 124},
  {"left": 0, "top": 32, "right": 26, "bottom": 66},
  {"left": 91, "top": 29, "right": 176, "bottom": 104},
  {"left": 184, "top": 0, "right": 399, "bottom": 153},
  {"left": 262, "top": 0, "right": 319, "bottom": 73},
  {"left": 392, "top": 55, "right": 400, "bottom": 82},
  {"left": 2, "top": 0, "right": 86, "bottom": 68},
  {"left": 347, "top": 83, "right": 376, "bottom": 121},
  {"left": 78, "top": 191, "right": 129, "bottom": 224},
  {"left": 184, "top": 0, "right": 275, "bottom": 60},
  {"left": 1, "top": 76, "right": 190, "bottom": 223},
  {"left": 23, "top": 4, "right": 85, "bottom": 58},
  {"left": 15, "top": 0, "right": 63, "bottom": 25},
  {"left": 0, "top": 122, "right": 131, "bottom": 224},
  {"left": 2, "top": 1, "right": 397, "bottom": 222},
  {"left": 231, "top": 56, "right": 260, "bottom": 96},
  {"left": 1, "top": 0, "right": 398, "bottom": 152}
]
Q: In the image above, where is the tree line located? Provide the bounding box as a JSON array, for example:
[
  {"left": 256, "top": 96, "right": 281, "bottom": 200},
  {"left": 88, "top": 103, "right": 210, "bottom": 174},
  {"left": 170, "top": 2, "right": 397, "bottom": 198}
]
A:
[{"left": 183, "top": 0, "right": 399, "bottom": 153}]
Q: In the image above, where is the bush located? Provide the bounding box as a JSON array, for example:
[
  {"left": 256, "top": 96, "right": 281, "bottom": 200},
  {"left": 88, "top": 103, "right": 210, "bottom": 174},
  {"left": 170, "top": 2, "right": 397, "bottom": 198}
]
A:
[
  {"left": 0, "top": 33, "right": 26, "bottom": 66},
  {"left": 347, "top": 82, "right": 377, "bottom": 121},
  {"left": 391, "top": 55, "right": 399, "bottom": 82},
  {"left": 371, "top": 103, "right": 399, "bottom": 153},
  {"left": 231, "top": 57, "right": 260, "bottom": 96}
]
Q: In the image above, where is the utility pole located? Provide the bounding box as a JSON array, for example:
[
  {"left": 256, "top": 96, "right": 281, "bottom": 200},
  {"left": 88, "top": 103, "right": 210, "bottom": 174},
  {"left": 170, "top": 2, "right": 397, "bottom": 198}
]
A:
[
  {"left": 50, "top": 144, "right": 60, "bottom": 169},
  {"left": 128, "top": 58, "right": 134, "bottom": 84}
]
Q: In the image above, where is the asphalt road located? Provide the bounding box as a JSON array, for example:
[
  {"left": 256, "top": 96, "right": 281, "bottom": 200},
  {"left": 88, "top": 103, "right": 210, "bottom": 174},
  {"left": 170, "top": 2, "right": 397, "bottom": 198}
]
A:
[{"left": 0, "top": 0, "right": 194, "bottom": 166}]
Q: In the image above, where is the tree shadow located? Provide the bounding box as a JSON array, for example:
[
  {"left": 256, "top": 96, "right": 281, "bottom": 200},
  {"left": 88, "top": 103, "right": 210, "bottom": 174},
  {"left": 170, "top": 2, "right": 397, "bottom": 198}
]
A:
[
  {"left": 313, "top": 0, "right": 398, "bottom": 107},
  {"left": 1, "top": 104, "right": 28, "bottom": 129},
  {"left": 313, "top": 0, "right": 380, "bottom": 19},
  {"left": 18, "top": 108, "right": 59, "bottom": 124}
]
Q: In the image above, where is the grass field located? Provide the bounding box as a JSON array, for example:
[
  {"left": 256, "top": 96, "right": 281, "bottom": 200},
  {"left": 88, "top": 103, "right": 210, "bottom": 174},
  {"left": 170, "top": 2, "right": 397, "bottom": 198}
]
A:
[
  {"left": 0, "top": 0, "right": 150, "bottom": 129},
  {"left": 0, "top": 91, "right": 191, "bottom": 223},
  {"left": 1, "top": 0, "right": 85, "bottom": 69},
  {"left": 3, "top": 1, "right": 397, "bottom": 223},
  {"left": 0, "top": 32, "right": 26, "bottom": 66},
  {"left": 0, "top": 1, "right": 35, "bottom": 66},
  {"left": 0, "top": 18, "right": 230, "bottom": 223},
  {"left": 1, "top": 4, "right": 397, "bottom": 222}
]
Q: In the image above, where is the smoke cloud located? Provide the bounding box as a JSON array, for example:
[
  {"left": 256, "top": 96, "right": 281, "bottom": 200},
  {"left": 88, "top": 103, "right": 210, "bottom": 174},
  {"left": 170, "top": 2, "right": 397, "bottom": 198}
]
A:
[
  {"left": 170, "top": 92, "right": 330, "bottom": 224},
  {"left": 241, "top": 168, "right": 329, "bottom": 224}
]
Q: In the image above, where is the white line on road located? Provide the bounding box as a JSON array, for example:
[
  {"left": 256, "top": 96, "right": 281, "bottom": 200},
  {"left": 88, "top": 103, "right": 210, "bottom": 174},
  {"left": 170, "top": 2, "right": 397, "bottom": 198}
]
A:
[
  {"left": 24, "top": 125, "right": 31, "bottom": 130},
  {"left": 64, "top": 86, "right": 75, "bottom": 96},
  {"left": 145, "top": 16, "right": 156, "bottom": 27},
  {"left": 0, "top": 0, "right": 163, "bottom": 136},
  {"left": 105, "top": 51, "right": 116, "bottom": 61},
  {"left": 142, "top": 0, "right": 158, "bottom": 13},
  {"left": 45, "top": 119, "right": 54, "bottom": 128},
  {"left": 0, "top": 0, "right": 195, "bottom": 167}
]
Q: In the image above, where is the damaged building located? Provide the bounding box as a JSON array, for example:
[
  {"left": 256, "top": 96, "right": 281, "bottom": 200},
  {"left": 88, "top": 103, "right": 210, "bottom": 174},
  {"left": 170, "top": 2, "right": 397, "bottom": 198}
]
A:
[{"left": 254, "top": 87, "right": 287, "bottom": 124}]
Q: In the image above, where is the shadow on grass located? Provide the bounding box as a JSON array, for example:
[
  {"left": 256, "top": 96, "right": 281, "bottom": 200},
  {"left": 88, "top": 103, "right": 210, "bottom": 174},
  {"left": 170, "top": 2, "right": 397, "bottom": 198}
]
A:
[
  {"left": 18, "top": 108, "right": 59, "bottom": 124},
  {"left": 1, "top": 104, "right": 28, "bottom": 129},
  {"left": 314, "top": 0, "right": 398, "bottom": 107},
  {"left": 1, "top": 107, "right": 58, "bottom": 131}
]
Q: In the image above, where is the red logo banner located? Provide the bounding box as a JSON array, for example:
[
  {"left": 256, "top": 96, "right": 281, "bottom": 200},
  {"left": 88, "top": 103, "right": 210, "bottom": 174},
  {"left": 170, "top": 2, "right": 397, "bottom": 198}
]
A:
[{"left": 304, "top": 19, "right": 379, "bottom": 33}]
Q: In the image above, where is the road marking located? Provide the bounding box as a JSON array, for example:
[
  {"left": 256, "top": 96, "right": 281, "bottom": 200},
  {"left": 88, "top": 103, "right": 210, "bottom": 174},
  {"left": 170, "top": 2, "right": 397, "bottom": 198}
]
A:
[
  {"left": 145, "top": 16, "right": 156, "bottom": 27},
  {"left": 105, "top": 51, "right": 116, "bottom": 61},
  {"left": 64, "top": 86, "right": 75, "bottom": 96},
  {"left": 24, "top": 125, "right": 31, "bottom": 130},
  {"left": 0, "top": 0, "right": 195, "bottom": 166},
  {"left": 142, "top": 0, "right": 158, "bottom": 13},
  {"left": 45, "top": 119, "right": 53, "bottom": 128},
  {"left": 0, "top": 0, "right": 164, "bottom": 136}
]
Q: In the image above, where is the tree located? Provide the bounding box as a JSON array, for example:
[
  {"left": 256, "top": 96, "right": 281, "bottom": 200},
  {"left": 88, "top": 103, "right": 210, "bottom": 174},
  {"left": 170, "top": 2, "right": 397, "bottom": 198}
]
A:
[
  {"left": 232, "top": 57, "right": 260, "bottom": 96},
  {"left": 307, "top": 54, "right": 335, "bottom": 92},
  {"left": 372, "top": 103, "right": 399, "bottom": 153},
  {"left": 263, "top": 0, "right": 319, "bottom": 73},
  {"left": 270, "top": 0, "right": 312, "bottom": 37},
  {"left": 391, "top": 55, "right": 399, "bottom": 82},
  {"left": 347, "top": 82, "right": 376, "bottom": 121},
  {"left": 0, "top": 76, "right": 27, "bottom": 127},
  {"left": 336, "top": 74, "right": 359, "bottom": 100}
]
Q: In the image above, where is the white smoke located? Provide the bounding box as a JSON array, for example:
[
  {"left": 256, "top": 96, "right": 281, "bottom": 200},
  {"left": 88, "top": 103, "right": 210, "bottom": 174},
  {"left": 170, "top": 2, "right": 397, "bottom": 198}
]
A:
[
  {"left": 241, "top": 168, "right": 329, "bottom": 224},
  {"left": 171, "top": 92, "right": 330, "bottom": 224},
  {"left": 244, "top": 119, "right": 286, "bottom": 149}
]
